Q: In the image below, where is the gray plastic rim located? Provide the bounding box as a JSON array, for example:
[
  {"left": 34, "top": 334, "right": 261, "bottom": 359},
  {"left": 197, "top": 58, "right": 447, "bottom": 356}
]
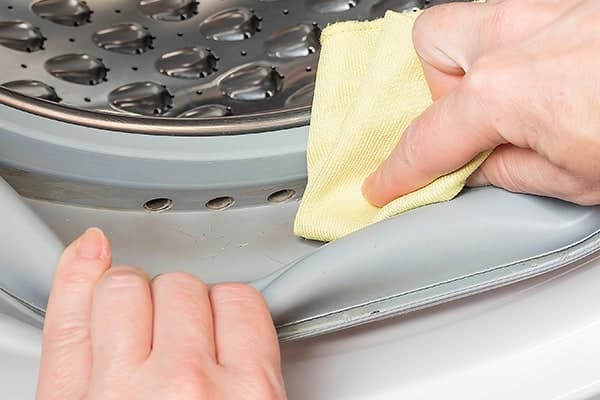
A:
[{"left": 0, "top": 99, "right": 309, "bottom": 210}]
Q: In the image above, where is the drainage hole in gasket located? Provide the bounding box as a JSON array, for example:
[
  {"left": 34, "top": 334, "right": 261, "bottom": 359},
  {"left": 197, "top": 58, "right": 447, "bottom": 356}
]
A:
[
  {"left": 143, "top": 198, "right": 174, "bottom": 212},
  {"left": 267, "top": 189, "right": 296, "bottom": 203},
  {"left": 206, "top": 196, "right": 234, "bottom": 210}
]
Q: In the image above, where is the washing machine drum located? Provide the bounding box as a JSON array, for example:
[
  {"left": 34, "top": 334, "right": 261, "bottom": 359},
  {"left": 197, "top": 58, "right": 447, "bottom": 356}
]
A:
[{"left": 0, "top": 0, "right": 599, "bottom": 341}]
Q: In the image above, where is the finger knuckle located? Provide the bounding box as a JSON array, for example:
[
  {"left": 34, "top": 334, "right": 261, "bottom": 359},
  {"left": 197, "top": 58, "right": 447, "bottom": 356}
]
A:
[
  {"left": 391, "top": 125, "right": 426, "bottom": 180},
  {"left": 153, "top": 271, "right": 205, "bottom": 292},
  {"left": 165, "top": 378, "right": 211, "bottom": 400},
  {"left": 47, "top": 317, "right": 89, "bottom": 346},
  {"left": 463, "top": 57, "right": 495, "bottom": 98},
  {"left": 156, "top": 357, "right": 216, "bottom": 399},
  {"left": 397, "top": 112, "right": 443, "bottom": 180},
  {"left": 170, "top": 359, "right": 210, "bottom": 384},
  {"left": 243, "top": 368, "right": 285, "bottom": 400},
  {"left": 152, "top": 272, "right": 208, "bottom": 311},
  {"left": 56, "top": 267, "right": 99, "bottom": 287},
  {"left": 564, "top": 178, "right": 597, "bottom": 206},
  {"left": 486, "top": 0, "right": 520, "bottom": 39},
  {"left": 210, "top": 283, "right": 263, "bottom": 306},
  {"left": 553, "top": 135, "right": 600, "bottom": 174},
  {"left": 463, "top": 53, "right": 519, "bottom": 115},
  {"left": 485, "top": 149, "right": 523, "bottom": 192},
  {"left": 101, "top": 266, "right": 148, "bottom": 289}
]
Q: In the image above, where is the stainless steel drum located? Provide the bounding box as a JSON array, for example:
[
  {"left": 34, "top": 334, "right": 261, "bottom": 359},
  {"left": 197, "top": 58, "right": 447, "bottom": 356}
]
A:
[{"left": 0, "top": 0, "right": 453, "bottom": 134}]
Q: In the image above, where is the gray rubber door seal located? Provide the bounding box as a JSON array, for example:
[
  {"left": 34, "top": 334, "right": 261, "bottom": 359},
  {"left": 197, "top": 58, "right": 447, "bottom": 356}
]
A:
[{"left": 1, "top": 174, "right": 599, "bottom": 341}]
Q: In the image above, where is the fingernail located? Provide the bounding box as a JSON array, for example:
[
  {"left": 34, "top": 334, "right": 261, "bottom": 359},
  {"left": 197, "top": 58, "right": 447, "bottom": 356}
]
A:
[{"left": 77, "top": 228, "right": 106, "bottom": 260}]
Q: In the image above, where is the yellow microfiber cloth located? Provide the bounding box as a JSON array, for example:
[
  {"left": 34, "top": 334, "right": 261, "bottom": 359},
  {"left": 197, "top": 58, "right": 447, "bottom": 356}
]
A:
[{"left": 294, "top": 10, "right": 489, "bottom": 242}]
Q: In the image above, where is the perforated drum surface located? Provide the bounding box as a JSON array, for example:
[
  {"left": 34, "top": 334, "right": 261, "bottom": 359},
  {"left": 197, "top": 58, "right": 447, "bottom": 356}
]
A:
[{"left": 0, "top": 0, "right": 455, "bottom": 119}]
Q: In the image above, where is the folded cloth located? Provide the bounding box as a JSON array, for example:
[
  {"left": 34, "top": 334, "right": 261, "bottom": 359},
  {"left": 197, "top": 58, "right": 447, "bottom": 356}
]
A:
[{"left": 294, "top": 10, "right": 489, "bottom": 242}]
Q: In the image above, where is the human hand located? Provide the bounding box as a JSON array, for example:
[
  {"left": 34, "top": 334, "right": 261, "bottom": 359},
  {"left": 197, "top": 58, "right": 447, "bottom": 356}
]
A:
[
  {"left": 36, "top": 228, "right": 286, "bottom": 400},
  {"left": 363, "top": 0, "right": 600, "bottom": 206}
]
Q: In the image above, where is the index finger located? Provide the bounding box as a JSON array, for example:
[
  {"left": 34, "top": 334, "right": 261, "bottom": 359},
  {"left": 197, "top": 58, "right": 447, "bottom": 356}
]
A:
[{"left": 362, "top": 81, "right": 502, "bottom": 207}]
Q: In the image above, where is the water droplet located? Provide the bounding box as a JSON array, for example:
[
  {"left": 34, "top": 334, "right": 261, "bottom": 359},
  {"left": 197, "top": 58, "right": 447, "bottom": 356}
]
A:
[
  {"left": 92, "top": 23, "right": 154, "bottom": 55},
  {"left": 109, "top": 82, "right": 173, "bottom": 116},
  {"left": 285, "top": 83, "right": 314, "bottom": 107},
  {"left": 199, "top": 8, "right": 260, "bottom": 41},
  {"left": 0, "top": 20, "right": 46, "bottom": 52},
  {"left": 45, "top": 54, "right": 107, "bottom": 85},
  {"left": 156, "top": 47, "right": 218, "bottom": 79},
  {"left": 178, "top": 104, "right": 232, "bottom": 118},
  {"left": 265, "top": 23, "right": 321, "bottom": 59},
  {"left": 306, "top": 0, "right": 360, "bottom": 13},
  {"left": 219, "top": 64, "right": 283, "bottom": 101},
  {"left": 138, "top": 0, "right": 198, "bottom": 22},
  {"left": 369, "top": 0, "right": 425, "bottom": 17},
  {"left": 2, "top": 80, "right": 61, "bottom": 102},
  {"left": 31, "top": 0, "right": 92, "bottom": 27}
]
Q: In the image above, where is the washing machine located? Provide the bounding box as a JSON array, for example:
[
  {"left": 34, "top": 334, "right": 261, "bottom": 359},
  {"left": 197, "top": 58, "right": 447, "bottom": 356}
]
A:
[{"left": 0, "top": 0, "right": 599, "bottom": 399}]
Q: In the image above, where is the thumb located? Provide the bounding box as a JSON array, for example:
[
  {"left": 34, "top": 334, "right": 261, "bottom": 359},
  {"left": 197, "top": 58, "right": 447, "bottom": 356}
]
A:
[
  {"left": 413, "top": 1, "right": 491, "bottom": 100},
  {"left": 414, "top": 1, "right": 573, "bottom": 100},
  {"left": 467, "top": 144, "right": 593, "bottom": 205}
]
